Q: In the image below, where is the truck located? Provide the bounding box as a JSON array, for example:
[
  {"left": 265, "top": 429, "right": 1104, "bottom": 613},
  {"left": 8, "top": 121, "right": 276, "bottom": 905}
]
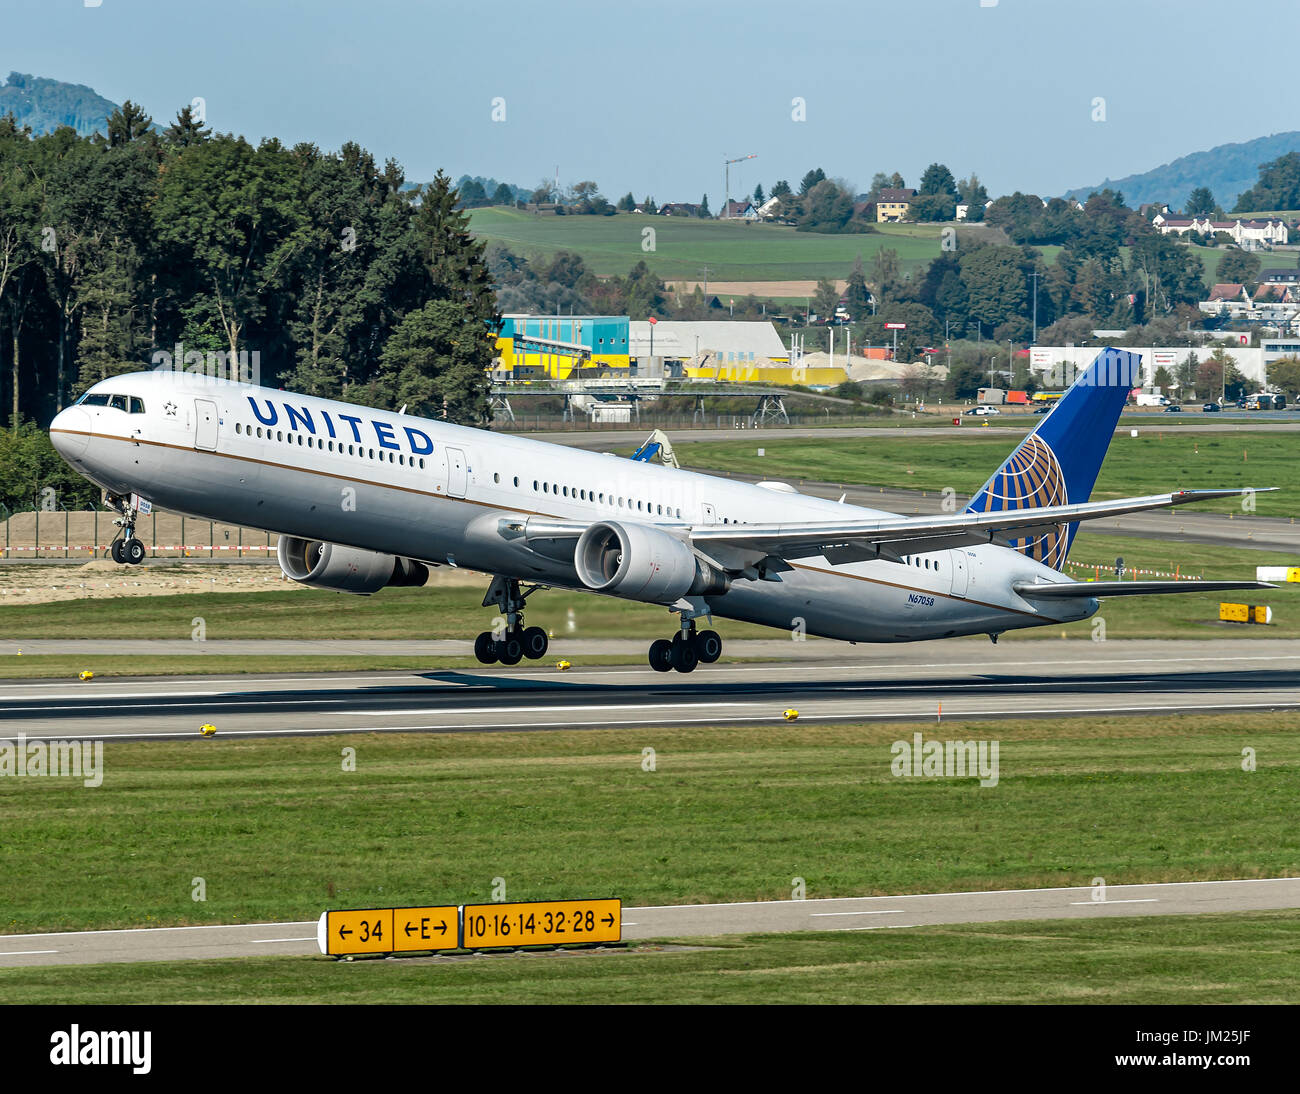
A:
[
  {"left": 1133, "top": 392, "right": 1169, "bottom": 407},
  {"left": 977, "top": 388, "right": 1029, "bottom": 405}
]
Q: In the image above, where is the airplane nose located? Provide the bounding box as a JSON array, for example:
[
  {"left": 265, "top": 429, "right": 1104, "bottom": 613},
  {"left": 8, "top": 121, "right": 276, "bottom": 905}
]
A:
[{"left": 50, "top": 407, "right": 91, "bottom": 462}]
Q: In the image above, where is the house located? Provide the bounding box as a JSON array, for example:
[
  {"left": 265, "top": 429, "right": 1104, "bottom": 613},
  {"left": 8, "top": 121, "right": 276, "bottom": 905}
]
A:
[
  {"left": 875, "top": 187, "right": 918, "bottom": 223},
  {"left": 1259, "top": 267, "right": 1300, "bottom": 284},
  {"left": 658, "top": 202, "right": 701, "bottom": 217},
  {"left": 756, "top": 195, "right": 783, "bottom": 219},
  {"left": 720, "top": 200, "right": 758, "bottom": 220},
  {"left": 1208, "top": 282, "right": 1248, "bottom": 302},
  {"left": 1153, "top": 215, "right": 1289, "bottom": 248}
]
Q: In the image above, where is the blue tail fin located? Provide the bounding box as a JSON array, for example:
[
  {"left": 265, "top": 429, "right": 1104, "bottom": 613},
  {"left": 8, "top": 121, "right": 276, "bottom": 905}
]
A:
[{"left": 965, "top": 347, "right": 1139, "bottom": 570}]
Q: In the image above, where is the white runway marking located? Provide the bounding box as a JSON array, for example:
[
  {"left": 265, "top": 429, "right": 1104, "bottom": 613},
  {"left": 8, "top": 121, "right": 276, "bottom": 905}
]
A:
[
  {"left": 809, "top": 910, "right": 906, "bottom": 917},
  {"left": 0, "top": 949, "right": 58, "bottom": 956},
  {"left": 1069, "top": 898, "right": 1160, "bottom": 906}
]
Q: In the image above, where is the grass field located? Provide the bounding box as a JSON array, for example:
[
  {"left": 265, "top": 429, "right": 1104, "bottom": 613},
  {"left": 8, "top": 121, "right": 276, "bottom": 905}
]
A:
[
  {"left": 676, "top": 432, "right": 1299, "bottom": 518},
  {"left": 2, "top": 714, "right": 1296, "bottom": 937},
  {"left": 3, "top": 912, "right": 1297, "bottom": 1004},
  {"left": 0, "top": 527, "right": 1289, "bottom": 650},
  {"left": 470, "top": 208, "right": 948, "bottom": 282}
]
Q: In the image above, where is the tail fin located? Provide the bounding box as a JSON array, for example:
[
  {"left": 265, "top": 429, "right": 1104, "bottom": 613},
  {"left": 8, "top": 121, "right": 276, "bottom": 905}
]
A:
[{"left": 965, "top": 347, "right": 1139, "bottom": 570}]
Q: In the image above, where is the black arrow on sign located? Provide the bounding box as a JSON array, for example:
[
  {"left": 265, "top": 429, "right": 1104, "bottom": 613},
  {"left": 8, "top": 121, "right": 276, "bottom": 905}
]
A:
[
  {"left": 435, "top": 921, "right": 447, "bottom": 934},
  {"left": 602, "top": 914, "right": 615, "bottom": 927},
  {"left": 339, "top": 925, "right": 352, "bottom": 938},
  {"left": 404, "top": 922, "right": 416, "bottom": 937}
]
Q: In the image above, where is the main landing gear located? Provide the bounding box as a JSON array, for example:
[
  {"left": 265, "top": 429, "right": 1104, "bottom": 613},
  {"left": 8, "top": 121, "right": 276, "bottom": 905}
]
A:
[
  {"left": 648, "top": 612, "right": 722, "bottom": 675},
  {"left": 106, "top": 494, "right": 146, "bottom": 565},
  {"left": 473, "top": 576, "right": 550, "bottom": 667}
]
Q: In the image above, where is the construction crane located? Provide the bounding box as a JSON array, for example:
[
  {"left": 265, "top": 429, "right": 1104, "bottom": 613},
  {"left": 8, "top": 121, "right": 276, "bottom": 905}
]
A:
[{"left": 723, "top": 154, "right": 757, "bottom": 218}]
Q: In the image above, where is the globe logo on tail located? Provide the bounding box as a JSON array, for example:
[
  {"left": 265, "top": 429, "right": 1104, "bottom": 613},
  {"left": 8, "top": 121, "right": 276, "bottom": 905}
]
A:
[{"left": 983, "top": 434, "right": 1069, "bottom": 569}]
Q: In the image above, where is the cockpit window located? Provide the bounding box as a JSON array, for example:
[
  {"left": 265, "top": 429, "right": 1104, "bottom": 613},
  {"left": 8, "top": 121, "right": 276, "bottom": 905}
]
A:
[
  {"left": 79, "top": 393, "right": 111, "bottom": 407},
  {"left": 129, "top": 397, "right": 145, "bottom": 414},
  {"left": 108, "top": 395, "right": 129, "bottom": 412}
]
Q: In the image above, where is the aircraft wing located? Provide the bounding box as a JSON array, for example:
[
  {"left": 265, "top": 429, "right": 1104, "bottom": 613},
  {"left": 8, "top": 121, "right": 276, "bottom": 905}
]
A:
[
  {"left": 1013, "top": 579, "right": 1275, "bottom": 598},
  {"left": 685, "top": 489, "right": 1267, "bottom": 562}
]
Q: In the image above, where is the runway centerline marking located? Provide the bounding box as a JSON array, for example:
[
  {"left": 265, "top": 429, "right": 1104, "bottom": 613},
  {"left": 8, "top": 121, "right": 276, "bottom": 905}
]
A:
[
  {"left": 1069, "top": 898, "right": 1160, "bottom": 905},
  {"left": 809, "top": 910, "right": 906, "bottom": 917}
]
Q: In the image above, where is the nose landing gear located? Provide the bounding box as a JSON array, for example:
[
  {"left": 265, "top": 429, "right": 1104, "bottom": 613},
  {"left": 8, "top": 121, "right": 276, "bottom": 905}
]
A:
[
  {"left": 106, "top": 494, "right": 146, "bottom": 565},
  {"left": 473, "top": 576, "right": 550, "bottom": 666}
]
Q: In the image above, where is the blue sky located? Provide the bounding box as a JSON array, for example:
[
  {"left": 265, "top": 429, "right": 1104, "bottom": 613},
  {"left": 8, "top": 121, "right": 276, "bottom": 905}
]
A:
[{"left": 5, "top": 0, "right": 1297, "bottom": 201}]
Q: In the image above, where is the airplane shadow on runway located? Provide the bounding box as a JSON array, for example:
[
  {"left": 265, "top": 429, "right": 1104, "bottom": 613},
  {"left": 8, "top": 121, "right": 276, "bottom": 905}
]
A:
[{"left": 9, "top": 667, "right": 1300, "bottom": 724}]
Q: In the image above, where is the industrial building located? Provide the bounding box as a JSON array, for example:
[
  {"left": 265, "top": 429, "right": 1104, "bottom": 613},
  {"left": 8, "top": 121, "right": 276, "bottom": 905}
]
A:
[{"left": 492, "top": 314, "right": 847, "bottom": 387}]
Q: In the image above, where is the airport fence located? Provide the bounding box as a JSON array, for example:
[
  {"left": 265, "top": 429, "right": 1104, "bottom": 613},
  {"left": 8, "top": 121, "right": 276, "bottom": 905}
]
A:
[{"left": 0, "top": 508, "right": 279, "bottom": 561}]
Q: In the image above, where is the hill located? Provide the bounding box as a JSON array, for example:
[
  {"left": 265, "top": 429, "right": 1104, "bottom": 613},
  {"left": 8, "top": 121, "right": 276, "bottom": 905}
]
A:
[
  {"left": 1065, "top": 131, "right": 1300, "bottom": 212},
  {"left": 0, "top": 71, "right": 123, "bottom": 136},
  {"left": 468, "top": 207, "right": 967, "bottom": 283}
]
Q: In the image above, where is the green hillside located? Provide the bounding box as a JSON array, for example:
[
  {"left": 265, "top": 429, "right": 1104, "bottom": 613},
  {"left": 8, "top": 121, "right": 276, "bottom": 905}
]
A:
[{"left": 469, "top": 208, "right": 953, "bottom": 282}]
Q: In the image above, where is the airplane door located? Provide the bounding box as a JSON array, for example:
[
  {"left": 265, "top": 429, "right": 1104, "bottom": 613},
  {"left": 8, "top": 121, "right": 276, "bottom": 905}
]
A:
[
  {"left": 949, "top": 549, "right": 970, "bottom": 598},
  {"left": 446, "top": 447, "right": 468, "bottom": 498},
  {"left": 194, "top": 399, "right": 218, "bottom": 451}
]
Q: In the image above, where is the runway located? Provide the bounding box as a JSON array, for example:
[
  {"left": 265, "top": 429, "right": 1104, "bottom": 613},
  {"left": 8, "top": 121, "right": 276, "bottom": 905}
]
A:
[
  {"left": 2, "top": 639, "right": 1298, "bottom": 741},
  {"left": 2, "top": 877, "right": 1296, "bottom": 967}
]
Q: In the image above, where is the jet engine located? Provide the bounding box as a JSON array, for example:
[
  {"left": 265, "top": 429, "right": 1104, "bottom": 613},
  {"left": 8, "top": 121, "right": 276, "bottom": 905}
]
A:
[
  {"left": 574, "top": 521, "right": 728, "bottom": 603},
  {"left": 276, "top": 536, "right": 429, "bottom": 595}
]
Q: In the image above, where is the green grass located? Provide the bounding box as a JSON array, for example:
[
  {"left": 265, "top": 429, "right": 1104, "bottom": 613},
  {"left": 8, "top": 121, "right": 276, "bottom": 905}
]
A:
[
  {"left": 0, "top": 584, "right": 782, "bottom": 641},
  {"left": 677, "top": 432, "right": 1299, "bottom": 517},
  {"left": 2, "top": 714, "right": 1297, "bottom": 936},
  {"left": 470, "top": 208, "right": 947, "bottom": 281},
  {"left": 0, "top": 527, "right": 1289, "bottom": 644},
  {"left": 3, "top": 912, "right": 1298, "bottom": 1004}
]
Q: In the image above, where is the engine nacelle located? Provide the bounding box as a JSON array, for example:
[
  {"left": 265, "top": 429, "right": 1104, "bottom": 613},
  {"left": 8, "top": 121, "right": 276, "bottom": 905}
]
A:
[
  {"left": 276, "top": 536, "right": 429, "bottom": 595},
  {"left": 574, "top": 521, "right": 728, "bottom": 603}
]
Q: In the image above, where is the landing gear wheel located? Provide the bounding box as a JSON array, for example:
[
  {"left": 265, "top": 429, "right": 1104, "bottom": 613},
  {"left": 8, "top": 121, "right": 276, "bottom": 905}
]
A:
[
  {"left": 648, "top": 638, "right": 673, "bottom": 673},
  {"left": 474, "top": 632, "right": 499, "bottom": 664},
  {"left": 110, "top": 540, "right": 126, "bottom": 564},
  {"left": 670, "top": 635, "right": 699, "bottom": 674},
  {"left": 497, "top": 633, "right": 524, "bottom": 666},
  {"left": 521, "top": 626, "right": 549, "bottom": 660},
  {"left": 124, "top": 539, "right": 146, "bottom": 565},
  {"left": 694, "top": 629, "right": 722, "bottom": 664}
]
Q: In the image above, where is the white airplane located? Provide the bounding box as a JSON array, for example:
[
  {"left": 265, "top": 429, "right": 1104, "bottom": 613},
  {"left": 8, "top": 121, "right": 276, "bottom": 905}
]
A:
[{"left": 48, "top": 348, "right": 1270, "bottom": 673}]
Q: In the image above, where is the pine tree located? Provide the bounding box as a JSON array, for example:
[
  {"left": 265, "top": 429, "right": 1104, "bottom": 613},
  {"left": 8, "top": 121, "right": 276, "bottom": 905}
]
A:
[
  {"left": 699, "top": 193, "right": 711, "bottom": 218},
  {"left": 164, "top": 105, "right": 210, "bottom": 149},
  {"left": 106, "top": 101, "right": 153, "bottom": 147}
]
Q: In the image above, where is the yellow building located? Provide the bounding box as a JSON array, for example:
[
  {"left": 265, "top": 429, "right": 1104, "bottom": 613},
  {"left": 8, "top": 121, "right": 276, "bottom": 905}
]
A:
[{"left": 875, "top": 187, "right": 918, "bottom": 223}]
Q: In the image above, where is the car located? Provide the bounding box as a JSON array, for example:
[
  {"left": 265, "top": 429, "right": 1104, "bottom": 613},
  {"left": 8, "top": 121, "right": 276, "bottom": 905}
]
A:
[
  {"left": 1201, "top": 403, "right": 1221, "bottom": 412},
  {"left": 1162, "top": 404, "right": 1183, "bottom": 413},
  {"left": 963, "top": 405, "right": 1001, "bottom": 416}
]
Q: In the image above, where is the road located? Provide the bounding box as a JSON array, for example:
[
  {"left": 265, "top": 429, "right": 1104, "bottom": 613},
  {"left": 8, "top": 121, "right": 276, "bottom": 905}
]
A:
[
  {"left": 2, "top": 877, "right": 1296, "bottom": 967},
  {"left": 2, "top": 638, "right": 1297, "bottom": 741}
]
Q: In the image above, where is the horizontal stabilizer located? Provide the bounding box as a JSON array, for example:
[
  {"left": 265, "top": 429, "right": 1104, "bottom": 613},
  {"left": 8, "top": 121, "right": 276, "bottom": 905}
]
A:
[{"left": 1013, "top": 579, "right": 1276, "bottom": 599}]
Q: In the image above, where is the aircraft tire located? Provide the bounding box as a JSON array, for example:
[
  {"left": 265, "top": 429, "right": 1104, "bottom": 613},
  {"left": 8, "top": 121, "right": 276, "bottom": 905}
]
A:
[
  {"left": 694, "top": 629, "right": 722, "bottom": 663},
  {"left": 648, "top": 639, "right": 673, "bottom": 672},
  {"left": 125, "top": 539, "right": 146, "bottom": 565},
  {"left": 498, "top": 635, "right": 524, "bottom": 666},
  {"left": 521, "top": 626, "right": 549, "bottom": 660},
  {"left": 473, "top": 632, "right": 499, "bottom": 664},
  {"left": 671, "top": 640, "right": 698, "bottom": 674},
  {"left": 110, "top": 540, "right": 126, "bottom": 564}
]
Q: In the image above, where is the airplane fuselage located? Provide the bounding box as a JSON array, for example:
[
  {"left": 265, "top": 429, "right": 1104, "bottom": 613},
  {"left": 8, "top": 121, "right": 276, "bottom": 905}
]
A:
[{"left": 49, "top": 371, "right": 1095, "bottom": 643}]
